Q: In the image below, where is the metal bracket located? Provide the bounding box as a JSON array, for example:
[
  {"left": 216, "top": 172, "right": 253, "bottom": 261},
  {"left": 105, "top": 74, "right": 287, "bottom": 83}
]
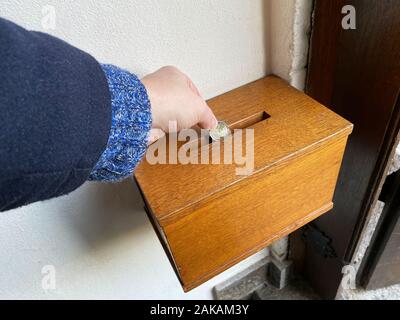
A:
[{"left": 302, "top": 224, "right": 337, "bottom": 258}]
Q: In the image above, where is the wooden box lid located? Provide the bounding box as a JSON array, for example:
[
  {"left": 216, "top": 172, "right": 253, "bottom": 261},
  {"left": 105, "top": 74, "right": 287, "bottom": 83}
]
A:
[{"left": 135, "top": 76, "right": 353, "bottom": 225}]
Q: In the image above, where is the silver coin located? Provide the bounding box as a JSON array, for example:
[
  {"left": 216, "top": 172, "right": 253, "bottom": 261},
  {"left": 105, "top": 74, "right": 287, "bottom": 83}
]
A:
[{"left": 209, "top": 121, "right": 230, "bottom": 141}]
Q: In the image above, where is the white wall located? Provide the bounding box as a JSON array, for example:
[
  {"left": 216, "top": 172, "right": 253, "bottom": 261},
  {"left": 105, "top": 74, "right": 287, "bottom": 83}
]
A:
[
  {"left": 0, "top": 0, "right": 304, "bottom": 299},
  {"left": 270, "top": 0, "right": 312, "bottom": 89},
  {"left": 0, "top": 0, "right": 270, "bottom": 98}
]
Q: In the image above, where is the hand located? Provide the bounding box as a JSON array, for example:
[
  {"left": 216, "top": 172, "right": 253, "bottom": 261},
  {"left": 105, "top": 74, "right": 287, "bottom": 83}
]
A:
[{"left": 141, "top": 66, "right": 218, "bottom": 143}]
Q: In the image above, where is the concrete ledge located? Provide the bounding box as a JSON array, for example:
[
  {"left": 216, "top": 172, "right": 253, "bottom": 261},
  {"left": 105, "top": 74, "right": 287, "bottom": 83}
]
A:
[{"left": 213, "top": 257, "right": 270, "bottom": 300}]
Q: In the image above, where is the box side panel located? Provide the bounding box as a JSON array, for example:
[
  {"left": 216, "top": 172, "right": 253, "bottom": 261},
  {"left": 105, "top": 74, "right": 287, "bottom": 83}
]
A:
[{"left": 163, "top": 137, "right": 348, "bottom": 290}]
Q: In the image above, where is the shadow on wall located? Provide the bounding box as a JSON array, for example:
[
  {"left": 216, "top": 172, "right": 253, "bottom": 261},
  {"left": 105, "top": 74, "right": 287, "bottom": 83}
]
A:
[
  {"left": 263, "top": 0, "right": 272, "bottom": 75},
  {"left": 64, "top": 178, "right": 150, "bottom": 250}
]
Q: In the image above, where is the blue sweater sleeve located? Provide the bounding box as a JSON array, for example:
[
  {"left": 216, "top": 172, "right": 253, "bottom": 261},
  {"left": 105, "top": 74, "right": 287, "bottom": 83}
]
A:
[{"left": 88, "top": 64, "right": 152, "bottom": 182}]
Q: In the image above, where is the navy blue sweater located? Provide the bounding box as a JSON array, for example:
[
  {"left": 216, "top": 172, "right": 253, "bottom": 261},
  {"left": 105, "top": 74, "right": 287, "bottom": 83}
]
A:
[{"left": 0, "top": 18, "right": 151, "bottom": 211}]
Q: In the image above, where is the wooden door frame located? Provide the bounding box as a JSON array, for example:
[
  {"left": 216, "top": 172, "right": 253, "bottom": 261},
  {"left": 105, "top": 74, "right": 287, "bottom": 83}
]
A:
[{"left": 290, "top": 0, "right": 400, "bottom": 298}]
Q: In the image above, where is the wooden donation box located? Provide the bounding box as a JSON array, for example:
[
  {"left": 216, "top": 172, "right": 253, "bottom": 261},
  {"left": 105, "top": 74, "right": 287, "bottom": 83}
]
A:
[{"left": 134, "top": 76, "right": 353, "bottom": 291}]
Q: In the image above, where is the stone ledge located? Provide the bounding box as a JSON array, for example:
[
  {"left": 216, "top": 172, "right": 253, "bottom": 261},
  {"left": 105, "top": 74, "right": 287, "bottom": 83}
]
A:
[{"left": 388, "top": 142, "right": 400, "bottom": 175}]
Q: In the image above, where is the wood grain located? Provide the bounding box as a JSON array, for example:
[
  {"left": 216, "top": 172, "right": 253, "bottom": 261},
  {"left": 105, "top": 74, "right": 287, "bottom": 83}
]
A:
[
  {"left": 134, "top": 76, "right": 352, "bottom": 290},
  {"left": 136, "top": 76, "right": 352, "bottom": 223}
]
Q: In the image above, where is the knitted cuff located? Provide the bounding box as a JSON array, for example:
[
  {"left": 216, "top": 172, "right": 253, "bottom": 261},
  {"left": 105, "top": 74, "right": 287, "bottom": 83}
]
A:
[{"left": 88, "top": 64, "right": 152, "bottom": 182}]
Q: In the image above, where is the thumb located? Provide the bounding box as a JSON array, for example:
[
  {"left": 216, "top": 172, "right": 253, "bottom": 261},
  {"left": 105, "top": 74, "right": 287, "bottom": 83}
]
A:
[{"left": 197, "top": 102, "right": 218, "bottom": 129}]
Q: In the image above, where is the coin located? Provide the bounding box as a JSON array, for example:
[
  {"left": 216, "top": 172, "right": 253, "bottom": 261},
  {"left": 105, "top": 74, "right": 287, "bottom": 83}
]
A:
[{"left": 209, "top": 121, "right": 230, "bottom": 141}]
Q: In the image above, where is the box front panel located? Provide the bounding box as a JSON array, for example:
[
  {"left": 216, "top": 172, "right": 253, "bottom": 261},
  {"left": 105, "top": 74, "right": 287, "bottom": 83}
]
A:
[{"left": 162, "top": 137, "right": 348, "bottom": 290}]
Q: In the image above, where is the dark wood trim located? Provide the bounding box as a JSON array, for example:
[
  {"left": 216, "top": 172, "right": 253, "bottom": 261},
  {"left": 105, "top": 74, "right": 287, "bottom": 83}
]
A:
[
  {"left": 292, "top": 0, "right": 400, "bottom": 298},
  {"left": 346, "top": 93, "right": 400, "bottom": 262}
]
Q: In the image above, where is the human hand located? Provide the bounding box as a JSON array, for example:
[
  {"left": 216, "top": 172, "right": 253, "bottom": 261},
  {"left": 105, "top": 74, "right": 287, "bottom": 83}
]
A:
[{"left": 141, "top": 66, "right": 218, "bottom": 143}]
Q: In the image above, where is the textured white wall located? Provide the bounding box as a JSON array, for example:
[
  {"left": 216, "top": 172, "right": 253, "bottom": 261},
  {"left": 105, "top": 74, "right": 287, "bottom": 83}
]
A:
[
  {"left": 0, "top": 0, "right": 305, "bottom": 299},
  {"left": 0, "top": 0, "right": 270, "bottom": 98},
  {"left": 270, "top": 0, "right": 312, "bottom": 90}
]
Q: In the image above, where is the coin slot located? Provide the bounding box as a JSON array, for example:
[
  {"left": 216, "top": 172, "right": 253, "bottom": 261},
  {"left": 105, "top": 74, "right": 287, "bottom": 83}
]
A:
[
  {"left": 206, "top": 111, "right": 270, "bottom": 143},
  {"left": 229, "top": 111, "right": 270, "bottom": 130},
  {"left": 183, "top": 111, "right": 270, "bottom": 152}
]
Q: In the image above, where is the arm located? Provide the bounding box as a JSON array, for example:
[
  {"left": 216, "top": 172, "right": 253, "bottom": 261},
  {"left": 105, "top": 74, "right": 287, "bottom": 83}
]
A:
[
  {"left": 0, "top": 18, "right": 217, "bottom": 212},
  {"left": 0, "top": 17, "right": 112, "bottom": 211}
]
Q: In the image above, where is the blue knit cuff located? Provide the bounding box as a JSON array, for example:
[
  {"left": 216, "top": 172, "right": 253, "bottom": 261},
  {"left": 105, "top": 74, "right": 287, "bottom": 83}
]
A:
[{"left": 89, "top": 64, "right": 152, "bottom": 182}]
